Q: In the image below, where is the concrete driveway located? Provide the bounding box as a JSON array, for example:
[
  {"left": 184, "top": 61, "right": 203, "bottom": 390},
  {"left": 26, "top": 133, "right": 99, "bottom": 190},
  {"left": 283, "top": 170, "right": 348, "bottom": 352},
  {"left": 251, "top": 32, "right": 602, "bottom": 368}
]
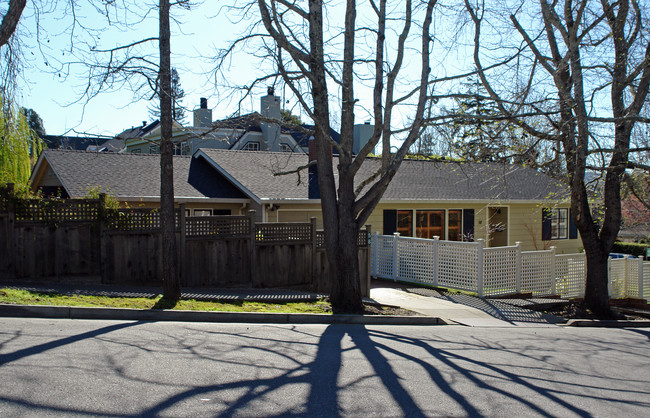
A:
[{"left": 369, "top": 280, "right": 566, "bottom": 327}]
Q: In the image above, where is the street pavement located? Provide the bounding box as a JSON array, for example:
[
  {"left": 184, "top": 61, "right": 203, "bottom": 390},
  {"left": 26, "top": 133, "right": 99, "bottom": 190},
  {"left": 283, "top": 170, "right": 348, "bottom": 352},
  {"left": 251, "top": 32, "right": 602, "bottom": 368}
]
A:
[{"left": 0, "top": 318, "right": 649, "bottom": 417}]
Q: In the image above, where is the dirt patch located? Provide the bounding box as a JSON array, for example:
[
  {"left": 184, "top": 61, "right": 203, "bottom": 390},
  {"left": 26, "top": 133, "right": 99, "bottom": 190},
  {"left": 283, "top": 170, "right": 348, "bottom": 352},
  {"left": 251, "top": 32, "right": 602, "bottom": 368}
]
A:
[
  {"left": 362, "top": 303, "right": 420, "bottom": 316},
  {"left": 535, "top": 300, "right": 648, "bottom": 321}
]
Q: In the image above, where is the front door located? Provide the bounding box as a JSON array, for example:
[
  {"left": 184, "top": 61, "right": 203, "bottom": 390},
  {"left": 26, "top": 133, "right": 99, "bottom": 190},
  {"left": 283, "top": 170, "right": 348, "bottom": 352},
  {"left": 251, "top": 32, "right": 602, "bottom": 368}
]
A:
[{"left": 487, "top": 207, "right": 508, "bottom": 247}]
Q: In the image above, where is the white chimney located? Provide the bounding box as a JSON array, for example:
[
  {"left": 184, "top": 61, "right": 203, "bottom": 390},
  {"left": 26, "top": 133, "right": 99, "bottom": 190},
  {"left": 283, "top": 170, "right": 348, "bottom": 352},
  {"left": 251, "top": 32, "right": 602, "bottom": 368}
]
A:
[
  {"left": 260, "top": 87, "right": 281, "bottom": 120},
  {"left": 193, "top": 97, "right": 213, "bottom": 128}
]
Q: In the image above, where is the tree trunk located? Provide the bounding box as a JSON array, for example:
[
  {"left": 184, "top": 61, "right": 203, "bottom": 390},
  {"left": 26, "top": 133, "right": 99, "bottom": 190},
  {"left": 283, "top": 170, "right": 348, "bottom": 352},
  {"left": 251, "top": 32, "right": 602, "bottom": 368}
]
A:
[
  {"left": 159, "top": 0, "right": 180, "bottom": 301},
  {"left": 583, "top": 247, "right": 611, "bottom": 317},
  {"left": 330, "top": 204, "right": 363, "bottom": 313},
  {"left": 0, "top": 0, "right": 26, "bottom": 48}
]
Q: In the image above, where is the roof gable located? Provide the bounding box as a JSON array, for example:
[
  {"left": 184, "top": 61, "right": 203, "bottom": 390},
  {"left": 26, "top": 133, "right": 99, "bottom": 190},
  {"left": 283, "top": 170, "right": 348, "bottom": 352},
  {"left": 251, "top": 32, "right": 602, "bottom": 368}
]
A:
[{"left": 33, "top": 149, "right": 247, "bottom": 201}]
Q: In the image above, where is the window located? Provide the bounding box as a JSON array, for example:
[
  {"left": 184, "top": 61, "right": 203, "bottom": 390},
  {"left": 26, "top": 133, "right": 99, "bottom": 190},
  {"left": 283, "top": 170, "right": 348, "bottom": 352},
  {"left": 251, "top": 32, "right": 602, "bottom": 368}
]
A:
[
  {"left": 551, "top": 208, "right": 568, "bottom": 239},
  {"left": 242, "top": 142, "right": 260, "bottom": 151},
  {"left": 193, "top": 209, "right": 212, "bottom": 217},
  {"left": 448, "top": 210, "right": 462, "bottom": 241},
  {"left": 397, "top": 210, "right": 412, "bottom": 236},
  {"left": 416, "top": 210, "right": 444, "bottom": 239},
  {"left": 543, "top": 208, "right": 572, "bottom": 240},
  {"left": 174, "top": 142, "right": 188, "bottom": 156},
  {"left": 149, "top": 144, "right": 160, "bottom": 154},
  {"left": 279, "top": 143, "right": 292, "bottom": 152}
]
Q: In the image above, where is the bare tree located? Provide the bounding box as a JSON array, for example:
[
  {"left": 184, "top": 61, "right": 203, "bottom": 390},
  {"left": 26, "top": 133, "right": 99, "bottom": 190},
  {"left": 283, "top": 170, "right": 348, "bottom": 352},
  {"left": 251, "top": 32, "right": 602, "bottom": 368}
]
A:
[
  {"left": 218, "top": 0, "right": 439, "bottom": 312},
  {"left": 465, "top": 0, "right": 650, "bottom": 316},
  {"left": 65, "top": 1, "right": 187, "bottom": 301}
]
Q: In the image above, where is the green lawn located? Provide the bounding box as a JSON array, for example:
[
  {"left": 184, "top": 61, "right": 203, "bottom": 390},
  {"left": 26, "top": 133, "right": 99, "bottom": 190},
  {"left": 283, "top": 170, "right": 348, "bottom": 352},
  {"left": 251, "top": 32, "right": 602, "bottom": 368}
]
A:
[{"left": 0, "top": 288, "right": 332, "bottom": 314}]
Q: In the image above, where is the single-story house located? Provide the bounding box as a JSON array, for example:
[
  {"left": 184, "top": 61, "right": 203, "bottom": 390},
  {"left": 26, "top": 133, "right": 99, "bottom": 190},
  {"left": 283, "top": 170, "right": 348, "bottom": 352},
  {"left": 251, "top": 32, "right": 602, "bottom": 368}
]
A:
[{"left": 29, "top": 148, "right": 582, "bottom": 253}]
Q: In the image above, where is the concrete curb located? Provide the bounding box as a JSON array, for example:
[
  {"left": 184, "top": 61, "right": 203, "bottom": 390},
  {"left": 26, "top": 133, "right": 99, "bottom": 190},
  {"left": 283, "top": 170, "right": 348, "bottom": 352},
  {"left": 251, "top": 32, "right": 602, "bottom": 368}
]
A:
[
  {"left": 564, "top": 319, "right": 650, "bottom": 328},
  {"left": 0, "top": 303, "right": 445, "bottom": 326}
]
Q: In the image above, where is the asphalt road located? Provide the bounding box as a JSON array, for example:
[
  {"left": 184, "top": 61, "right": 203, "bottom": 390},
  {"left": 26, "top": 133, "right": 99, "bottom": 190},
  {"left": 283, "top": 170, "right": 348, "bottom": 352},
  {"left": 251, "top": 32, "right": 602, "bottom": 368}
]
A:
[{"left": 0, "top": 318, "right": 648, "bottom": 417}]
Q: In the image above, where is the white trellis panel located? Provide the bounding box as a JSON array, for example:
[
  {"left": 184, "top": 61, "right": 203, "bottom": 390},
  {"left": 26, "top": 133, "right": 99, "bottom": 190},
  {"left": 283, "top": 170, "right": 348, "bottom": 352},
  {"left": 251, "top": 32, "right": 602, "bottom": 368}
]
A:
[
  {"left": 437, "top": 241, "right": 480, "bottom": 292},
  {"left": 372, "top": 234, "right": 395, "bottom": 279},
  {"left": 521, "top": 250, "right": 555, "bottom": 296},
  {"left": 483, "top": 246, "right": 518, "bottom": 297},
  {"left": 555, "top": 254, "right": 586, "bottom": 298},
  {"left": 643, "top": 262, "right": 650, "bottom": 300},
  {"left": 396, "top": 237, "right": 437, "bottom": 285},
  {"left": 608, "top": 258, "right": 627, "bottom": 299}
]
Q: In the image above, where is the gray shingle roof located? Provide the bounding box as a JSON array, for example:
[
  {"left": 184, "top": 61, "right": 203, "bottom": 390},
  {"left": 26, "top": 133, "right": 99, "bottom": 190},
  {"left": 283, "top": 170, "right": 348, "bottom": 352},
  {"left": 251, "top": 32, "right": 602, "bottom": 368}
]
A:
[
  {"left": 36, "top": 148, "right": 566, "bottom": 204},
  {"left": 198, "top": 148, "right": 567, "bottom": 202},
  {"left": 37, "top": 149, "right": 244, "bottom": 200}
]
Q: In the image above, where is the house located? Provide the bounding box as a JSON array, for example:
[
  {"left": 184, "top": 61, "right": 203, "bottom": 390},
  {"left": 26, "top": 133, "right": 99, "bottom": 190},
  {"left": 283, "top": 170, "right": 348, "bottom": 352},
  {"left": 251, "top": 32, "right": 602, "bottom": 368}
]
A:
[
  {"left": 41, "top": 135, "right": 119, "bottom": 152},
  {"left": 30, "top": 147, "right": 582, "bottom": 253},
  {"left": 122, "top": 89, "right": 371, "bottom": 156}
]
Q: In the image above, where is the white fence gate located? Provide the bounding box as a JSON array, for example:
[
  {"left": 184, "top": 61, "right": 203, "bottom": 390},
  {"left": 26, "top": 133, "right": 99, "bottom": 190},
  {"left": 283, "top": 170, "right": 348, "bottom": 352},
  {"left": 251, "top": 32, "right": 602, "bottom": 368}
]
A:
[{"left": 370, "top": 233, "right": 649, "bottom": 300}]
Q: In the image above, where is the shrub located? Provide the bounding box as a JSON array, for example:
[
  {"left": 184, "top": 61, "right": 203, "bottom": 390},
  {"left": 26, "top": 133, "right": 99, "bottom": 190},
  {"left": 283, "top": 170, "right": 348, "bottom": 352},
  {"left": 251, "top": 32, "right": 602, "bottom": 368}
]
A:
[{"left": 612, "top": 242, "right": 649, "bottom": 258}]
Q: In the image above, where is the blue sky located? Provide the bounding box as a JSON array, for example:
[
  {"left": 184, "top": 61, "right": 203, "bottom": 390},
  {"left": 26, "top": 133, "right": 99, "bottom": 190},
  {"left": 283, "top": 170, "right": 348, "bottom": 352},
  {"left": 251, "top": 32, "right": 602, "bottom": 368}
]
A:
[
  {"left": 16, "top": 1, "right": 263, "bottom": 136},
  {"left": 13, "top": 1, "right": 471, "bottom": 139}
]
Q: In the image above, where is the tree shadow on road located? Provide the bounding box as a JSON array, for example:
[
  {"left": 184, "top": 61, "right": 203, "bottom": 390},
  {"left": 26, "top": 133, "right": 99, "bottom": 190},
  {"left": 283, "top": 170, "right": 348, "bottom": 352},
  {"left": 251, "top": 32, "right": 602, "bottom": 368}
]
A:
[{"left": 1, "top": 322, "right": 649, "bottom": 416}]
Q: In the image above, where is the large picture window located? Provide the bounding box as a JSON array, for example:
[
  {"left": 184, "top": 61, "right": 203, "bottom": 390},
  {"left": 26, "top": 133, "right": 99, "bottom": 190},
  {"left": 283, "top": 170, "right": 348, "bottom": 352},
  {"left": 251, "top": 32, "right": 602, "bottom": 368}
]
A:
[
  {"left": 448, "top": 210, "right": 462, "bottom": 241},
  {"left": 397, "top": 210, "right": 412, "bottom": 236},
  {"left": 383, "top": 209, "right": 474, "bottom": 241},
  {"left": 416, "top": 210, "right": 444, "bottom": 239}
]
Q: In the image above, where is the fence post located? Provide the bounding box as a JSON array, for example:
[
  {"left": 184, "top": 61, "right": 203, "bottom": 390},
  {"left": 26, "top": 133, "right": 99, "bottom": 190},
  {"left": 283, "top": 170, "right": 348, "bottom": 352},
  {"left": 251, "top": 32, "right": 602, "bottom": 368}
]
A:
[
  {"left": 249, "top": 210, "right": 257, "bottom": 287},
  {"left": 310, "top": 217, "right": 317, "bottom": 288},
  {"left": 607, "top": 255, "right": 612, "bottom": 298},
  {"left": 432, "top": 236, "right": 439, "bottom": 288},
  {"left": 638, "top": 256, "right": 644, "bottom": 301},
  {"left": 372, "top": 231, "right": 379, "bottom": 277},
  {"left": 6, "top": 187, "right": 16, "bottom": 280},
  {"left": 515, "top": 241, "right": 522, "bottom": 294},
  {"left": 477, "top": 239, "right": 484, "bottom": 297},
  {"left": 550, "top": 246, "right": 557, "bottom": 296},
  {"left": 365, "top": 225, "right": 372, "bottom": 279},
  {"left": 392, "top": 232, "right": 400, "bottom": 282},
  {"left": 623, "top": 255, "right": 630, "bottom": 298},
  {"left": 179, "top": 203, "right": 186, "bottom": 285}
]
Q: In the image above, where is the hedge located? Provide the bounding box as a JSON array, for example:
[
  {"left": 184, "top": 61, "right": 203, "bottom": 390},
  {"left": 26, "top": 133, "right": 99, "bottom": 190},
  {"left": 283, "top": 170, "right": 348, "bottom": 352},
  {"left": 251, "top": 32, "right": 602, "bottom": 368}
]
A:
[{"left": 612, "top": 242, "right": 650, "bottom": 258}]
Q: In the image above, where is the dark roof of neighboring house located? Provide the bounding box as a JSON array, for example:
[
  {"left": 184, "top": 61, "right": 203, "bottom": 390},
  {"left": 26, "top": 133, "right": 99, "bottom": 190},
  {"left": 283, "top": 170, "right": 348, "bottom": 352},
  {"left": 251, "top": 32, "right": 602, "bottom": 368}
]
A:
[
  {"left": 214, "top": 113, "right": 340, "bottom": 151},
  {"left": 32, "top": 149, "right": 246, "bottom": 200},
  {"left": 197, "top": 149, "right": 567, "bottom": 202},
  {"left": 42, "top": 135, "right": 110, "bottom": 151},
  {"left": 116, "top": 120, "right": 160, "bottom": 139},
  {"left": 213, "top": 112, "right": 263, "bottom": 132},
  {"left": 286, "top": 125, "right": 341, "bottom": 149}
]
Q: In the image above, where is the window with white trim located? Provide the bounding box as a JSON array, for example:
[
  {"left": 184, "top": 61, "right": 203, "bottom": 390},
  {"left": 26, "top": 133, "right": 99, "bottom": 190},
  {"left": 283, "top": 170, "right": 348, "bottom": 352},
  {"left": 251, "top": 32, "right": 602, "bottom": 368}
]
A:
[
  {"left": 242, "top": 142, "right": 260, "bottom": 151},
  {"left": 551, "top": 208, "right": 568, "bottom": 239}
]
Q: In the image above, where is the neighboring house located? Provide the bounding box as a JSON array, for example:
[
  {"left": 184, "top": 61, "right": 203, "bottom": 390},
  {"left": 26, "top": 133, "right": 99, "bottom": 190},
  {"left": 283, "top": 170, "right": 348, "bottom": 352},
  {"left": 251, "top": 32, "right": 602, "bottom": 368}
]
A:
[
  {"left": 42, "top": 135, "right": 113, "bottom": 152},
  {"left": 30, "top": 148, "right": 582, "bottom": 253},
  {"left": 122, "top": 89, "right": 371, "bottom": 156}
]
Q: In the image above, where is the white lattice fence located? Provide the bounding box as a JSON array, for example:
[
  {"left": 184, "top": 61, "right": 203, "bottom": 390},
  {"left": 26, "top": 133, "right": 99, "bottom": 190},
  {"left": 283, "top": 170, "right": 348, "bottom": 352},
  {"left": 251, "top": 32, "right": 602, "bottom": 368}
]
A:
[
  {"left": 608, "top": 259, "right": 627, "bottom": 299},
  {"left": 606, "top": 257, "right": 649, "bottom": 300},
  {"left": 555, "top": 254, "right": 586, "bottom": 298},
  {"left": 396, "top": 237, "right": 437, "bottom": 285},
  {"left": 521, "top": 250, "right": 555, "bottom": 296},
  {"left": 371, "top": 234, "right": 396, "bottom": 280},
  {"left": 437, "top": 241, "right": 480, "bottom": 293},
  {"left": 483, "top": 245, "right": 519, "bottom": 297},
  {"left": 640, "top": 263, "right": 650, "bottom": 300}
]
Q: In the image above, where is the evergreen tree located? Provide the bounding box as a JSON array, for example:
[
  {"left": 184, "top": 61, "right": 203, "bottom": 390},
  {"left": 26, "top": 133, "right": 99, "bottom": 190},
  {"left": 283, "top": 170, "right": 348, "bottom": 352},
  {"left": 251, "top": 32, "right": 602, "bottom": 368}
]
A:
[
  {"left": 148, "top": 67, "right": 186, "bottom": 124},
  {"left": 21, "top": 108, "right": 46, "bottom": 138}
]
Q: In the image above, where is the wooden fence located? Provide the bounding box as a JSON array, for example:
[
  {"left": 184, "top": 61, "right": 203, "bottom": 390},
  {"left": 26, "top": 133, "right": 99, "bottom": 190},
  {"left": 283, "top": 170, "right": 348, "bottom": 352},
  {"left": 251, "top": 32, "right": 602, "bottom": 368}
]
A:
[{"left": 0, "top": 192, "right": 370, "bottom": 296}]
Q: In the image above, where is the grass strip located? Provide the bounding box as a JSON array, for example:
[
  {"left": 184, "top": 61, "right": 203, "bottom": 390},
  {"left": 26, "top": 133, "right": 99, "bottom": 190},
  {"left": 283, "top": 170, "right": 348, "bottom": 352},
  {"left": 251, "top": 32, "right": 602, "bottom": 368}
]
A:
[{"left": 0, "top": 288, "right": 332, "bottom": 314}]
